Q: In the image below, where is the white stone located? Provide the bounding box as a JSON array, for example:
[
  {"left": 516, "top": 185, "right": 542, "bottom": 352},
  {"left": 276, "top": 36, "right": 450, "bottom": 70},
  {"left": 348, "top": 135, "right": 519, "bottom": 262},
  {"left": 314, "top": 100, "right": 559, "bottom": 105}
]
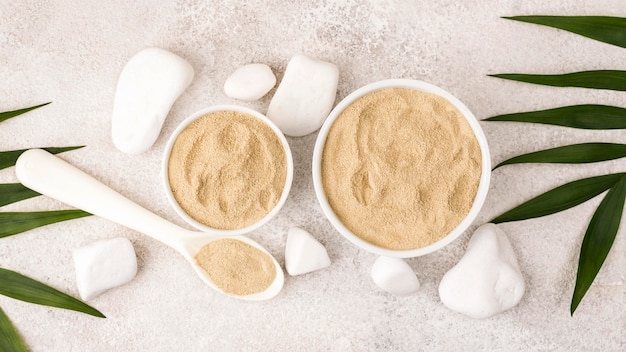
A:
[
  {"left": 223, "top": 63, "right": 276, "bottom": 101},
  {"left": 111, "top": 47, "right": 194, "bottom": 154},
  {"left": 371, "top": 256, "right": 420, "bottom": 296},
  {"left": 285, "top": 227, "right": 331, "bottom": 276},
  {"left": 266, "top": 54, "right": 339, "bottom": 137},
  {"left": 73, "top": 237, "right": 137, "bottom": 300},
  {"left": 438, "top": 223, "right": 525, "bottom": 319}
]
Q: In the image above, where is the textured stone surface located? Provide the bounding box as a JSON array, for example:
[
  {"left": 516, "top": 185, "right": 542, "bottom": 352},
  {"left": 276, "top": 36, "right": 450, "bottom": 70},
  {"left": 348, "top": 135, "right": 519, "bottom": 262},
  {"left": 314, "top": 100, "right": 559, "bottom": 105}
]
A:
[{"left": 1, "top": 0, "right": 626, "bottom": 350}]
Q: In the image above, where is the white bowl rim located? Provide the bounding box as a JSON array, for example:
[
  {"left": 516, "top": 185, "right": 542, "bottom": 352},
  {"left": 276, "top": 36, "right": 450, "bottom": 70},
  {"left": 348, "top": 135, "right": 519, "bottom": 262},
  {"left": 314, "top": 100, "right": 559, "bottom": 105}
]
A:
[
  {"left": 312, "top": 78, "right": 491, "bottom": 258},
  {"left": 162, "top": 104, "right": 294, "bottom": 236}
]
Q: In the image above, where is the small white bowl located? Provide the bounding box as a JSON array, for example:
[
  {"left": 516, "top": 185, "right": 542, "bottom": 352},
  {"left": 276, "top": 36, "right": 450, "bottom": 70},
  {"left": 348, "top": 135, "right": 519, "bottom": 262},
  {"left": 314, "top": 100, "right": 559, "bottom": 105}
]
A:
[
  {"left": 162, "top": 105, "right": 294, "bottom": 236},
  {"left": 312, "top": 79, "right": 491, "bottom": 258}
]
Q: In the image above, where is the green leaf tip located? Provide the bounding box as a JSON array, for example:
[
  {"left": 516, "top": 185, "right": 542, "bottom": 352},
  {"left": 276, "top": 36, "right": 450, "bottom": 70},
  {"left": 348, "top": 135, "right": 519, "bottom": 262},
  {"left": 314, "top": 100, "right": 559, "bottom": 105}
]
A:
[
  {"left": 0, "top": 102, "right": 51, "bottom": 124},
  {"left": 570, "top": 175, "right": 626, "bottom": 315},
  {"left": 484, "top": 104, "right": 626, "bottom": 130},
  {"left": 490, "top": 70, "right": 626, "bottom": 91},
  {"left": 0, "top": 268, "right": 105, "bottom": 318},
  {"left": 491, "top": 173, "right": 626, "bottom": 224},
  {"left": 503, "top": 15, "right": 626, "bottom": 48},
  {"left": 493, "top": 143, "right": 626, "bottom": 170}
]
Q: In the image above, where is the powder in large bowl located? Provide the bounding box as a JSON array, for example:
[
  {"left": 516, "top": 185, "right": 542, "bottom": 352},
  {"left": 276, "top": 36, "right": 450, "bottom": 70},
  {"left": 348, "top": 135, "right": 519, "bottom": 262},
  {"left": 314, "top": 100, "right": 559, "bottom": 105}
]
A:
[
  {"left": 165, "top": 108, "right": 290, "bottom": 232},
  {"left": 316, "top": 81, "right": 488, "bottom": 255}
]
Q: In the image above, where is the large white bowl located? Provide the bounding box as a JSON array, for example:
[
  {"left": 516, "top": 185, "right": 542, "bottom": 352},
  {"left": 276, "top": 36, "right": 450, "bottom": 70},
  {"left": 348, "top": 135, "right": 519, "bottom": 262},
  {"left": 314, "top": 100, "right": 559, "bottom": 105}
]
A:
[
  {"left": 162, "top": 105, "right": 294, "bottom": 236},
  {"left": 312, "top": 79, "right": 491, "bottom": 258}
]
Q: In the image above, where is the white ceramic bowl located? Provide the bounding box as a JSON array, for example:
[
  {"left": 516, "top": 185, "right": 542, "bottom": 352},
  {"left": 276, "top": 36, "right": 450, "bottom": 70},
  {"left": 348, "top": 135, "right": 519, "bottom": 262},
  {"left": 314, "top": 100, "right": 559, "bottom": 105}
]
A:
[
  {"left": 162, "top": 105, "right": 294, "bottom": 236},
  {"left": 312, "top": 79, "right": 491, "bottom": 258}
]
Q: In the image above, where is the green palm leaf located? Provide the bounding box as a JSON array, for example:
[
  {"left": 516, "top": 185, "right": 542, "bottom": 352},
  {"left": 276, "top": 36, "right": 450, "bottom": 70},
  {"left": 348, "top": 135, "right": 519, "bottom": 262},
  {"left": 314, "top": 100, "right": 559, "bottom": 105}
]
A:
[
  {"left": 0, "top": 183, "right": 40, "bottom": 207},
  {"left": 0, "top": 210, "right": 91, "bottom": 238},
  {"left": 571, "top": 176, "right": 626, "bottom": 314},
  {"left": 484, "top": 105, "right": 626, "bottom": 129},
  {"left": 0, "top": 307, "right": 27, "bottom": 352},
  {"left": 494, "top": 143, "right": 626, "bottom": 169},
  {"left": 503, "top": 16, "right": 626, "bottom": 48},
  {"left": 489, "top": 70, "right": 626, "bottom": 91},
  {"left": 0, "top": 102, "right": 50, "bottom": 124},
  {"left": 0, "top": 146, "right": 84, "bottom": 171},
  {"left": 0, "top": 102, "right": 100, "bottom": 348},
  {"left": 0, "top": 268, "right": 104, "bottom": 318},
  {"left": 491, "top": 173, "right": 625, "bottom": 223},
  {"left": 492, "top": 13, "right": 626, "bottom": 316}
]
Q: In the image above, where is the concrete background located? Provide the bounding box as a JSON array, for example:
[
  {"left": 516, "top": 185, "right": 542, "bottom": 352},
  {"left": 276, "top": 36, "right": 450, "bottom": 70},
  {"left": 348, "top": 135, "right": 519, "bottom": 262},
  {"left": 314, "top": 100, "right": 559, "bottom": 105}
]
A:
[{"left": 1, "top": 1, "right": 625, "bottom": 350}]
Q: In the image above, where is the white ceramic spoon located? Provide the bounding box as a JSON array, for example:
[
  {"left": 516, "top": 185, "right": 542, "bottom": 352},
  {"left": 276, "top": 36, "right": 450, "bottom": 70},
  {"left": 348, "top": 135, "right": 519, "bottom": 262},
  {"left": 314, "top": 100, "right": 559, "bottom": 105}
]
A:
[{"left": 15, "top": 148, "right": 284, "bottom": 301}]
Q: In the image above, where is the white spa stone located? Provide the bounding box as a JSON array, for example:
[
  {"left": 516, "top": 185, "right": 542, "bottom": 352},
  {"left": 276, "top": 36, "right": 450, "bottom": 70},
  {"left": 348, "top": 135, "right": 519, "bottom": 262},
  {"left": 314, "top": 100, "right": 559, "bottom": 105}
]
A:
[
  {"left": 73, "top": 237, "right": 137, "bottom": 301},
  {"left": 111, "top": 47, "right": 194, "bottom": 154},
  {"left": 266, "top": 54, "right": 339, "bottom": 137},
  {"left": 285, "top": 227, "right": 331, "bottom": 276},
  {"left": 438, "top": 223, "right": 525, "bottom": 319},
  {"left": 223, "top": 63, "right": 276, "bottom": 101},
  {"left": 371, "top": 256, "right": 420, "bottom": 296}
]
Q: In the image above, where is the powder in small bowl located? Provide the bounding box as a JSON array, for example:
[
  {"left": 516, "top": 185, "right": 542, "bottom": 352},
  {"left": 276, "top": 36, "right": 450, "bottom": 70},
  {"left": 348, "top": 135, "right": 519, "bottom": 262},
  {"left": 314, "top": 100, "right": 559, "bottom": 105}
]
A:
[
  {"left": 314, "top": 80, "right": 490, "bottom": 257},
  {"left": 165, "top": 107, "right": 290, "bottom": 232}
]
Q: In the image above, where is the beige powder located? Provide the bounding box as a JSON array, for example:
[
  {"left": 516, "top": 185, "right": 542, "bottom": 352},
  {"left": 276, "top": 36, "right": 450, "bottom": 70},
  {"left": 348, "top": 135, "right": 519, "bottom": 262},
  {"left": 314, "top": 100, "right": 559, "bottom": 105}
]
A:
[
  {"left": 321, "top": 88, "right": 482, "bottom": 250},
  {"left": 168, "top": 111, "right": 287, "bottom": 230},
  {"left": 195, "top": 239, "right": 276, "bottom": 296}
]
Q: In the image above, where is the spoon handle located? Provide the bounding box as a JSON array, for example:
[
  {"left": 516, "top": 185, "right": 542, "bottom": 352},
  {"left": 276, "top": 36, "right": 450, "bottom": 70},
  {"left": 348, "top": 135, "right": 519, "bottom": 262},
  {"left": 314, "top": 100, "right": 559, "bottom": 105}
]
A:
[{"left": 15, "top": 149, "right": 189, "bottom": 249}]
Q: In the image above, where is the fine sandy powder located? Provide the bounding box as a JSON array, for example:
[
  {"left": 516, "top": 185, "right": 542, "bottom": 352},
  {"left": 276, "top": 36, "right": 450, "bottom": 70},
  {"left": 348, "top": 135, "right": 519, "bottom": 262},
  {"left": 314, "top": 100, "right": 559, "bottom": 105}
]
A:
[
  {"left": 321, "top": 88, "right": 482, "bottom": 250},
  {"left": 195, "top": 239, "right": 276, "bottom": 296},
  {"left": 168, "top": 111, "right": 287, "bottom": 230}
]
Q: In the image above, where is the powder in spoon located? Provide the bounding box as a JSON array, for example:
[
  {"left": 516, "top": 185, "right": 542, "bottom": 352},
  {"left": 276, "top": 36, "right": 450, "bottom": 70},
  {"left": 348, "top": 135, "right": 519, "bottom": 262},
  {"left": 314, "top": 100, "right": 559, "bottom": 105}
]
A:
[
  {"left": 195, "top": 239, "right": 276, "bottom": 296},
  {"left": 167, "top": 110, "right": 287, "bottom": 230},
  {"left": 321, "top": 87, "right": 482, "bottom": 250}
]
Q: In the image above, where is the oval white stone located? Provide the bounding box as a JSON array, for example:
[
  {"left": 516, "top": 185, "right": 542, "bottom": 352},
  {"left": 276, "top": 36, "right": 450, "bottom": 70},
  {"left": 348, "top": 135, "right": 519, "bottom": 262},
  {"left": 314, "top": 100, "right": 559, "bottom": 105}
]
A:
[
  {"left": 266, "top": 54, "right": 339, "bottom": 137},
  {"left": 223, "top": 63, "right": 276, "bottom": 101},
  {"left": 371, "top": 256, "right": 420, "bottom": 296},
  {"left": 111, "top": 47, "right": 194, "bottom": 154}
]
